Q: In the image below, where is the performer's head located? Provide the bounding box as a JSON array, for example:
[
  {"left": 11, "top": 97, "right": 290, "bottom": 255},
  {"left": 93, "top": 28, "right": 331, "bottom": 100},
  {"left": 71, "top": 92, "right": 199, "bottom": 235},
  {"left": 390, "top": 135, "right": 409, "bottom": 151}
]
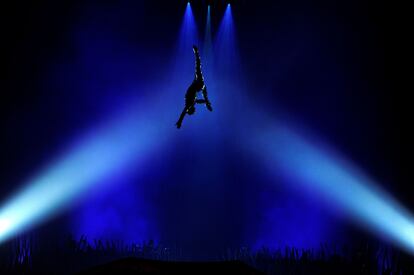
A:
[
  {"left": 192, "top": 45, "right": 198, "bottom": 53},
  {"left": 187, "top": 105, "right": 196, "bottom": 115}
]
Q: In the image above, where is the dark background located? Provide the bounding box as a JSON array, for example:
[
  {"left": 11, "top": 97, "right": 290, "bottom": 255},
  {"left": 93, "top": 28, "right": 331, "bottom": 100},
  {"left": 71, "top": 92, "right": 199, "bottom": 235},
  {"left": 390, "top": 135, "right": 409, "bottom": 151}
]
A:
[{"left": 1, "top": 0, "right": 410, "bottom": 260}]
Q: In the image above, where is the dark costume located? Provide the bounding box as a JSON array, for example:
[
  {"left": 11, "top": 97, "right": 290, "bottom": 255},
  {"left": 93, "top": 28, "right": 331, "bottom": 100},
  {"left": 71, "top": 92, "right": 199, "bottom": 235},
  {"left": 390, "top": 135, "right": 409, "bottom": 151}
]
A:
[{"left": 176, "top": 45, "right": 212, "bottom": 129}]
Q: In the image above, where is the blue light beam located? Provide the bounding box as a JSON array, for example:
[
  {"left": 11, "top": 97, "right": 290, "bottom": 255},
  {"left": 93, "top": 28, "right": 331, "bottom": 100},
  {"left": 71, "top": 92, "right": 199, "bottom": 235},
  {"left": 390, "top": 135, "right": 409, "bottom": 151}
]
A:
[
  {"left": 177, "top": 2, "right": 199, "bottom": 56},
  {"left": 215, "top": 3, "right": 237, "bottom": 75},
  {"left": 0, "top": 101, "right": 169, "bottom": 244},
  {"left": 246, "top": 121, "right": 414, "bottom": 255},
  {"left": 203, "top": 5, "right": 213, "bottom": 61},
  {"left": 171, "top": 2, "right": 199, "bottom": 87}
]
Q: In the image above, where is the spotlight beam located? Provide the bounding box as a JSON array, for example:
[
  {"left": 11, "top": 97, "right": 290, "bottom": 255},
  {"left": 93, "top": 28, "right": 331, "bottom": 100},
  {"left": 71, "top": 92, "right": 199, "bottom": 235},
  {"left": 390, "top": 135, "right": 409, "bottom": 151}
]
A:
[
  {"left": 215, "top": 3, "right": 239, "bottom": 80},
  {"left": 0, "top": 1, "right": 199, "bottom": 244},
  {"left": 215, "top": 3, "right": 414, "bottom": 255},
  {"left": 0, "top": 103, "right": 168, "bottom": 243},
  {"left": 178, "top": 2, "right": 198, "bottom": 53},
  {"left": 244, "top": 120, "right": 414, "bottom": 255},
  {"left": 204, "top": 5, "right": 212, "bottom": 58}
]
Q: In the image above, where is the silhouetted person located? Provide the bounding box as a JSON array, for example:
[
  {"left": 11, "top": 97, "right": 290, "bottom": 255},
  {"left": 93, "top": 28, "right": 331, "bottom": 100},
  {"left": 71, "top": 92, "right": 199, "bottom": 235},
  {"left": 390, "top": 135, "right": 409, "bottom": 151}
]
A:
[{"left": 176, "top": 45, "right": 212, "bottom": 129}]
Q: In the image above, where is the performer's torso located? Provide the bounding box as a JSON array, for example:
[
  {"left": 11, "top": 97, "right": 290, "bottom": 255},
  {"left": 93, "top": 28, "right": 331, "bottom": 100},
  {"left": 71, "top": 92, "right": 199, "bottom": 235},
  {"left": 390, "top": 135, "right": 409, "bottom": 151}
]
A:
[{"left": 185, "top": 80, "right": 204, "bottom": 106}]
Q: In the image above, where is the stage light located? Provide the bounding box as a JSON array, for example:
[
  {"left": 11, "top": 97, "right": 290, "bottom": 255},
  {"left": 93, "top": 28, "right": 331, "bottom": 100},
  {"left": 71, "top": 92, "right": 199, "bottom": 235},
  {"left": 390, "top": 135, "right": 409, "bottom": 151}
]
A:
[
  {"left": 170, "top": 0, "right": 199, "bottom": 98},
  {"left": 0, "top": 101, "right": 169, "bottom": 244},
  {"left": 176, "top": 0, "right": 198, "bottom": 64},
  {"left": 0, "top": 0, "right": 202, "bottom": 242},
  {"left": 215, "top": 0, "right": 236, "bottom": 75},
  {"left": 245, "top": 120, "right": 414, "bottom": 255},
  {"left": 203, "top": 4, "right": 212, "bottom": 61}
]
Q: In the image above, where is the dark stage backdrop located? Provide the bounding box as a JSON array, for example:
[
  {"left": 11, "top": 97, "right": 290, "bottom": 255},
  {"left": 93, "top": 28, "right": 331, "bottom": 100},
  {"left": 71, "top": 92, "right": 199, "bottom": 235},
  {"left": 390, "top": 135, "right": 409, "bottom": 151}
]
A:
[{"left": 1, "top": 0, "right": 409, "bottom": 260}]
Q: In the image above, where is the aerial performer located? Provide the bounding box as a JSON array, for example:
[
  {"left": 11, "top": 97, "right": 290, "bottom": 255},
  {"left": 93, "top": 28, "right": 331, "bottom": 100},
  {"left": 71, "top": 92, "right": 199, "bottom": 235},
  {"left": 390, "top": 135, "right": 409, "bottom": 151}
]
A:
[{"left": 176, "top": 45, "right": 212, "bottom": 129}]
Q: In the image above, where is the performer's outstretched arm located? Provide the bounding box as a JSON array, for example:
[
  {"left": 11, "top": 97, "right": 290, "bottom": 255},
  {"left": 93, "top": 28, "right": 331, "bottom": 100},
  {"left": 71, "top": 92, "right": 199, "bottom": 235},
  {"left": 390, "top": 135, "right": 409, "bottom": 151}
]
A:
[
  {"left": 202, "top": 85, "right": 212, "bottom": 111},
  {"left": 176, "top": 107, "right": 187, "bottom": 129}
]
